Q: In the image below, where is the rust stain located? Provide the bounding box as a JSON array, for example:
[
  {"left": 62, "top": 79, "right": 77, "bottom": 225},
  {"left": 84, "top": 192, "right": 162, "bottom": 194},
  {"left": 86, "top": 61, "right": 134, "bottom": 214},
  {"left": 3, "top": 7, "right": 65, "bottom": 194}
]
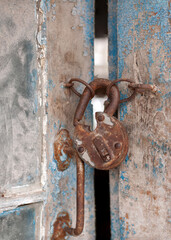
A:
[
  {"left": 54, "top": 129, "right": 73, "bottom": 171},
  {"left": 125, "top": 213, "right": 129, "bottom": 231},
  {"left": 151, "top": 11, "right": 158, "bottom": 16},
  {"left": 140, "top": 190, "right": 157, "bottom": 200},
  {"left": 169, "top": 0, "right": 171, "bottom": 26},
  {"left": 154, "top": 206, "right": 160, "bottom": 216},
  {"left": 51, "top": 212, "right": 71, "bottom": 240},
  {"left": 133, "top": 4, "right": 138, "bottom": 11},
  {"left": 140, "top": 226, "right": 147, "bottom": 232},
  {"left": 64, "top": 51, "right": 76, "bottom": 65},
  {"left": 147, "top": 191, "right": 157, "bottom": 200},
  {"left": 126, "top": 222, "right": 129, "bottom": 231}
]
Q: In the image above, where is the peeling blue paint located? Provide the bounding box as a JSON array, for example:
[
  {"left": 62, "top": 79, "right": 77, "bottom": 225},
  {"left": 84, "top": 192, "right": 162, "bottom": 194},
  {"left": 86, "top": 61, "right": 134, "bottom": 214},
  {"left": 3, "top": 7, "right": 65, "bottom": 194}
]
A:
[
  {"left": 108, "top": 0, "right": 117, "bottom": 80},
  {"left": 150, "top": 139, "right": 170, "bottom": 156},
  {"left": 124, "top": 155, "right": 130, "bottom": 167},
  {"left": 119, "top": 91, "right": 129, "bottom": 121},
  {"left": 80, "top": 0, "right": 94, "bottom": 81},
  {"left": 45, "top": 0, "right": 51, "bottom": 12},
  {"left": 49, "top": 154, "right": 78, "bottom": 233},
  {"left": 113, "top": 181, "right": 118, "bottom": 193},
  {"left": 120, "top": 216, "right": 136, "bottom": 240},
  {"left": 120, "top": 171, "right": 129, "bottom": 182},
  {"left": 145, "top": 163, "right": 149, "bottom": 169},
  {"left": 125, "top": 184, "right": 130, "bottom": 191},
  {"left": 110, "top": 211, "right": 120, "bottom": 240},
  {"left": 39, "top": 0, "right": 48, "bottom": 14},
  {"left": 53, "top": 122, "right": 57, "bottom": 129},
  {"left": 48, "top": 79, "right": 55, "bottom": 90},
  {"left": 115, "top": 0, "right": 171, "bottom": 80},
  {"left": 109, "top": 1, "right": 170, "bottom": 237}
]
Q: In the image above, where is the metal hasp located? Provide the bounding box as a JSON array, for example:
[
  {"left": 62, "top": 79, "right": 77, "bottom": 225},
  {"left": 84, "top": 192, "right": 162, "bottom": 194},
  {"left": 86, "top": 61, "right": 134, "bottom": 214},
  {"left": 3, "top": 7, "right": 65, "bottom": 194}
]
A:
[{"left": 53, "top": 78, "right": 157, "bottom": 238}]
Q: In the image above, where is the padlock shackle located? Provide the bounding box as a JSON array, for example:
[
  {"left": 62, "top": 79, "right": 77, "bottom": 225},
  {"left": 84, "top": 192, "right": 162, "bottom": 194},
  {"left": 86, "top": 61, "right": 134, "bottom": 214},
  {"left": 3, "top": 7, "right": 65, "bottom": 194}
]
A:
[{"left": 74, "top": 78, "right": 120, "bottom": 126}]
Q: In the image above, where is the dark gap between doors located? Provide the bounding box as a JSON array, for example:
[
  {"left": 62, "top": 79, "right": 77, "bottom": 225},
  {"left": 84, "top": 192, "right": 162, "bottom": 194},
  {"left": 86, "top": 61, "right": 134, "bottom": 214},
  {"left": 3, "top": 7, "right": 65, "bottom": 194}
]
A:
[{"left": 94, "top": 1, "right": 111, "bottom": 240}]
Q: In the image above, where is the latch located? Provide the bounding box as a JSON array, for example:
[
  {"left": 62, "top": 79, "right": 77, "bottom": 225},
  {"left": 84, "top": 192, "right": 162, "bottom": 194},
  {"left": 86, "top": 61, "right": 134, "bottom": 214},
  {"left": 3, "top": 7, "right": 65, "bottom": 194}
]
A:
[{"left": 52, "top": 78, "right": 157, "bottom": 239}]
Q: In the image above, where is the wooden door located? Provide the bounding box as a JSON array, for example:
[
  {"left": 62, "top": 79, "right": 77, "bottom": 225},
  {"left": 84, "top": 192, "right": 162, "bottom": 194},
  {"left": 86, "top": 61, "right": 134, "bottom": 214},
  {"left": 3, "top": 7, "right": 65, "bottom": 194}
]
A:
[
  {"left": 109, "top": 1, "right": 171, "bottom": 239},
  {"left": 0, "top": 1, "right": 170, "bottom": 240},
  {"left": 0, "top": 1, "right": 95, "bottom": 239}
]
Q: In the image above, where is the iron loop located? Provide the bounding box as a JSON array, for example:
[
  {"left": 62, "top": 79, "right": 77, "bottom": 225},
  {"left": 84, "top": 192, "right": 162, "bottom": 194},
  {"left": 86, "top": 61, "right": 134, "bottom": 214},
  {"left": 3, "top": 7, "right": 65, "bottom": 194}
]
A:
[
  {"left": 73, "top": 78, "right": 120, "bottom": 126},
  {"left": 106, "top": 79, "right": 137, "bottom": 103},
  {"left": 64, "top": 82, "right": 74, "bottom": 88},
  {"left": 69, "top": 78, "right": 95, "bottom": 98}
]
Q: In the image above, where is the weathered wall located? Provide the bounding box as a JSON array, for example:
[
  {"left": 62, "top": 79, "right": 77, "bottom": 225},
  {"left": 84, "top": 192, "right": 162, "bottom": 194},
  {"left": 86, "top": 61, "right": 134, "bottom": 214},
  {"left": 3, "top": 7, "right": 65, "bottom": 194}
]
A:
[{"left": 109, "top": 1, "right": 171, "bottom": 239}]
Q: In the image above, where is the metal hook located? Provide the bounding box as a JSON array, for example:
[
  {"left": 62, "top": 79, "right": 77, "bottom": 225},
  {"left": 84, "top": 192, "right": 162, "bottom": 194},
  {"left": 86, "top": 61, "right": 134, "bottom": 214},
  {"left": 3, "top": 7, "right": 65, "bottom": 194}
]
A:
[
  {"left": 52, "top": 141, "right": 85, "bottom": 239},
  {"left": 64, "top": 150, "right": 85, "bottom": 236}
]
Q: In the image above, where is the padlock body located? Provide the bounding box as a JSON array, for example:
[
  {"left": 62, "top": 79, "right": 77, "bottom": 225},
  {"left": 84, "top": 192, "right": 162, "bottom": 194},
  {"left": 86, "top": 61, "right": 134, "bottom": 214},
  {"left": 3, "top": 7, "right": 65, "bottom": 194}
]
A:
[{"left": 74, "top": 112, "right": 128, "bottom": 170}]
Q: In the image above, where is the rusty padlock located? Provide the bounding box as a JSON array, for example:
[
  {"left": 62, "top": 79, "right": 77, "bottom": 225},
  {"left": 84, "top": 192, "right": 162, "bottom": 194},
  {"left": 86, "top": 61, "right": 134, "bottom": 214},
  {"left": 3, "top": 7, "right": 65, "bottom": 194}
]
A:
[{"left": 74, "top": 79, "right": 128, "bottom": 170}]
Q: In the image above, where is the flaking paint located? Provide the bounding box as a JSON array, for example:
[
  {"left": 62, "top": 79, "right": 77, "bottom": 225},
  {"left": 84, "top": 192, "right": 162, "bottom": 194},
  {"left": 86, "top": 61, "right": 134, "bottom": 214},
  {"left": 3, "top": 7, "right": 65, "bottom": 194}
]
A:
[{"left": 109, "top": 1, "right": 171, "bottom": 239}]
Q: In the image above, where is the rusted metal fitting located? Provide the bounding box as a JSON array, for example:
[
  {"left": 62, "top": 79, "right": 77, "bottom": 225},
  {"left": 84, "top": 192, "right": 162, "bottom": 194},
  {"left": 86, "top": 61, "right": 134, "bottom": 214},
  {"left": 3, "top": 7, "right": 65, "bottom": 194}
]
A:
[
  {"left": 73, "top": 78, "right": 120, "bottom": 126},
  {"left": 53, "top": 136, "right": 85, "bottom": 238},
  {"left": 75, "top": 112, "right": 128, "bottom": 170},
  {"left": 63, "top": 82, "right": 74, "bottom": 88},
  {"left": 106, "top": 79, "right": 137, "bottom": 103},
  {"left": 106, "top": 79, "right": 158, "bottom": 103},
  {"left": 73, "top": 78, "right": 128, "bottom": 170},
  {"left": 128, "top": 83, "right": 158, "bottom": 94},
  {"left": 65, "top": 78, "right": 158, "bottom": 103},
  {"left": 67, "top": 78, "right": 95, "bottom": 98},
  {"left": 51, "top": 212, "right": 71, "bottom": 240},
  {"left": 64, "top": 152, "right": 84, "bottom": 236},
  {"left": 54, "top": 129, "right": 74, "bottom": 171}
]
